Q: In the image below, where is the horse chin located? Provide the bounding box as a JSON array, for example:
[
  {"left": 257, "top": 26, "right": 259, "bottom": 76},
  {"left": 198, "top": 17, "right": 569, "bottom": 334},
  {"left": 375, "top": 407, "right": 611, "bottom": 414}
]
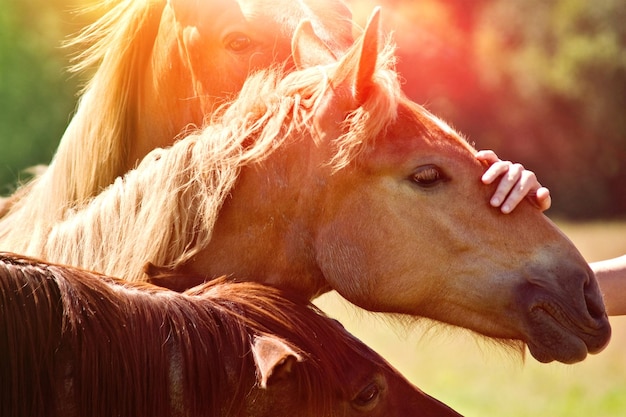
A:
[{"left": 525, "top": 303, "right": 611, "bottom": 364}]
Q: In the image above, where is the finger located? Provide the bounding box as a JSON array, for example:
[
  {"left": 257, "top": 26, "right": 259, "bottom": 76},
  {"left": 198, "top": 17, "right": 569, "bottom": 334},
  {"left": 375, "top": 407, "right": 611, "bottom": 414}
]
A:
[
  {"left": 535, "top": 187, "right": 552, "bottom": 211},
  {"left": 475, "top": 150, "right": 500, "bottom": 164},
  {"left": 482, "top": 160, "right": 511, "bottom": 184},
  {"left": 490, "top": 163, "right": 524, "bottom": 208},
  {"left": 500, "top": 168, "right": 533, "bottom": 213}
]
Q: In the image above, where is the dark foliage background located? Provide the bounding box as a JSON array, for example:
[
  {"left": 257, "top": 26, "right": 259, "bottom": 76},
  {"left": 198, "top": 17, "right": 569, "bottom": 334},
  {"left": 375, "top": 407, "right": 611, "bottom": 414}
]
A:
[{"left": 1, "top": 0, "right": 625, "bottom": 218}]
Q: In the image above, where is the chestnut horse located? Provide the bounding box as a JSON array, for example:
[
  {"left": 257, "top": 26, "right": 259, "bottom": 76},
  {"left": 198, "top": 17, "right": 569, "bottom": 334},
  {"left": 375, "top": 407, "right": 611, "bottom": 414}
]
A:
[
  {"left": 0, "top": 253, "right": 461, "bottom": 417},
  {"left": 0, "top": 0, "right": 353, "bottom": 246},
  {"left": 1, "top": 9, "right": 610, "bottom": 364}
]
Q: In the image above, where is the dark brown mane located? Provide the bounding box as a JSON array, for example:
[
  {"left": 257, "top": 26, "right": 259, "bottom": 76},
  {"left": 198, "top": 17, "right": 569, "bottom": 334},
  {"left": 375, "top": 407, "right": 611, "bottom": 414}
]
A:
[{"left": 0, "top": 253, "right": 382, "bottom": 417}]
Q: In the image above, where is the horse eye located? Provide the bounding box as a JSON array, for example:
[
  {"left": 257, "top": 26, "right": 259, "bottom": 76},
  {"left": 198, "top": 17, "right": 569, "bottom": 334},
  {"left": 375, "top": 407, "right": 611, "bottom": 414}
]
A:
[
  {"left": 410, "top": 165, "right": 446, "bottom": 188},
  {"left": 223, "top": 32, "right": 252, "bottom": 52},
  {"left": 353, "top": 382, "right": 380, "bottom": 408}
]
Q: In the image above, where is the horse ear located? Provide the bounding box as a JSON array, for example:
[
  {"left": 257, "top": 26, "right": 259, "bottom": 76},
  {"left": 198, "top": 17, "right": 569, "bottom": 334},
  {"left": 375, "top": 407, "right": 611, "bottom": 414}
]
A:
[
  {"left": 353, "top": 7, "right": 382, "bottom": 104},
  {"left": 292, "top": 19, "right": 338, "bottom": 70},
  {"left": 331, "top": 7, "right": 382, "bottom": 107},
  {"left": 252, "top": 335, "right": 303, "bottom": 389}
]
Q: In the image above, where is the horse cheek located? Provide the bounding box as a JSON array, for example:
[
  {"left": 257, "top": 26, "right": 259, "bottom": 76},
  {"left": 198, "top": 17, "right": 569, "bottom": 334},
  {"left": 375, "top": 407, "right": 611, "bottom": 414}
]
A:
[
  {"left": 315, "top": 225, "right": 369, "bottom": 305},
  {"left": 313, "top": 186, "right": 405, "bottom": 312}
]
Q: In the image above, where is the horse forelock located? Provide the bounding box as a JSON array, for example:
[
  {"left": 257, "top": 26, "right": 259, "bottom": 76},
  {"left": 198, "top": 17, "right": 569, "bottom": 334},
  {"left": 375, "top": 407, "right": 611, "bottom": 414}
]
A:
[{"left": 212, "top": 31, "right": 402, "bottom": 173}]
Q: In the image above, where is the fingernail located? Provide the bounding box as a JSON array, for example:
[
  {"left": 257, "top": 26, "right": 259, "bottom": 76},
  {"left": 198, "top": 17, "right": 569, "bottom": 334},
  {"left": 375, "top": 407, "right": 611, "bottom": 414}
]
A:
[
  {"left": 502, "top": 204, "right": 511, "bottom": 213},
  {"left": 491, "top": 197, "right": 500, "bottom": 206}
]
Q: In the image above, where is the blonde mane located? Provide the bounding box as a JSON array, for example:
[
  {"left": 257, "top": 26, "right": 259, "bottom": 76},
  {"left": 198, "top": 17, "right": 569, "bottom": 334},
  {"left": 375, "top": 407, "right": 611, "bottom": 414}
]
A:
[
  {"left": 5, "top": 31, "right": 401, "bottom": 282},
  {"left": 0, "top": 0, "right": 165, "bottom": 251}
]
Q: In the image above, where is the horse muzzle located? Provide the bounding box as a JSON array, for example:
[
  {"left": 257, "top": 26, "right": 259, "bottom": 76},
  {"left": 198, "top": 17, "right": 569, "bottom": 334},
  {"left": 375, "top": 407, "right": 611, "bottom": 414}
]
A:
[{"left": 519, "top": 269, "right": 611, "bottom": 364}]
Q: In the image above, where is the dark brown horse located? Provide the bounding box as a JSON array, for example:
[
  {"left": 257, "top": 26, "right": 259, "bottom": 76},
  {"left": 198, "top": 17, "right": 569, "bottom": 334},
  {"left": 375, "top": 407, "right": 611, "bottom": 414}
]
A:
[{"left": 0, "top": 252, "right": 461, "bottom": 417}]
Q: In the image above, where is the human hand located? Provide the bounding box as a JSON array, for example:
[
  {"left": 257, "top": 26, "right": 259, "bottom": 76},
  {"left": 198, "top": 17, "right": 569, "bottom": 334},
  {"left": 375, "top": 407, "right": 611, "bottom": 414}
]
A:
[{"left": 476, "top": 150, "right": 551, "bottom": 214}]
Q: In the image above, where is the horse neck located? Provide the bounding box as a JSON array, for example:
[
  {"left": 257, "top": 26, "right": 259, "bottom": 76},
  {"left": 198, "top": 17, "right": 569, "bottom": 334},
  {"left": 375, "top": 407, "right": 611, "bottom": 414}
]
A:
[{"left": 14, "top": 130, "right": 227, "bottom": 280}]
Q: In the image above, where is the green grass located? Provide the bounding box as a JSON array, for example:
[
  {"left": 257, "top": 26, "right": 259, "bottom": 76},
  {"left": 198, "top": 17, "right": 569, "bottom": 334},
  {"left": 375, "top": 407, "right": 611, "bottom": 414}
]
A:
[{"left": 314, "top": 220, "right": 626, "bottom": 416}]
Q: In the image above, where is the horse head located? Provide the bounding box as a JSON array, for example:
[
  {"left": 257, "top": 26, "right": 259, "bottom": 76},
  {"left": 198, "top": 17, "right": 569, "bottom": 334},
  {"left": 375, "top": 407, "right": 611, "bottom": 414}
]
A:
[
  {"left": 136, "top": 0, "right": 353, "bottom": 167},
  {"left": 191, "top": 8, "right": 610, "bottom": 364}
]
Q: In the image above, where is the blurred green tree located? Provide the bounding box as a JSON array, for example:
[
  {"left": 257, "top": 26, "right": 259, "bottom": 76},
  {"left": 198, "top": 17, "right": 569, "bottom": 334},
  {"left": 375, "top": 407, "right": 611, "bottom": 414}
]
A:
[
  {"left": 471, "top": 0, "right": 626, "bottom": 218},
  {"left": 0, "top": 0, "right": 82, "bottom": 195}
]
